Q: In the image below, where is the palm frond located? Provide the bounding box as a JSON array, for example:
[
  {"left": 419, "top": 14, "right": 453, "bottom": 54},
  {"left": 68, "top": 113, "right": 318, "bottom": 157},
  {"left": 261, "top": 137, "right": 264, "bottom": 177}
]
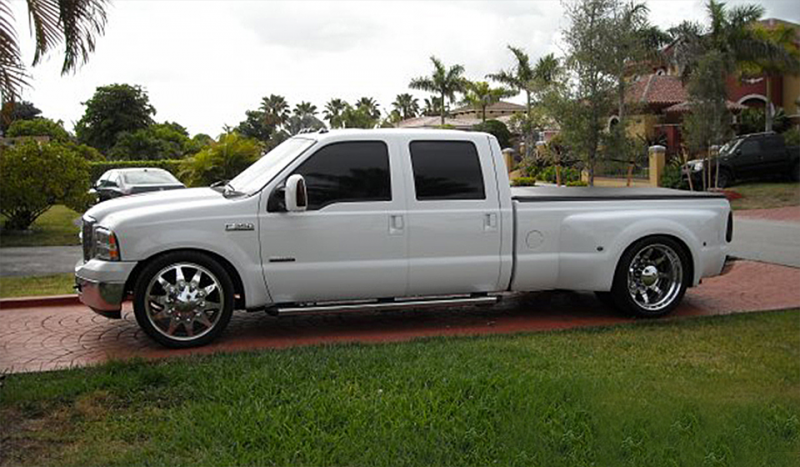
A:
[
  {"left": 409, "top": 77, "right": 437, "bottom": 93},
  {"left": 55, "top": 0, "right": 108, "bottom": 74},
  {"left": 0, "top": 0, "right": 27, "bottom": 102}
]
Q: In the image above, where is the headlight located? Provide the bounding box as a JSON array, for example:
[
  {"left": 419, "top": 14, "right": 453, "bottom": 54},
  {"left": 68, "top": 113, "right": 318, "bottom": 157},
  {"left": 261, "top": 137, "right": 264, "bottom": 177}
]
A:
[
  {"left": 94, "top": 226, "right": 120, "bottom": 261},
  {"left": 692, "top": 162, "right": 704, "bottom": 172}
]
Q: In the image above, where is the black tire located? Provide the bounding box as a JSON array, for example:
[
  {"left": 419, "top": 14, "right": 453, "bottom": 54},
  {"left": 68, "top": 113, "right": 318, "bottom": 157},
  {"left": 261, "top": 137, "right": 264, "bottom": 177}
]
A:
[
  {"left": 133, "top": 251, "right": 235, "bottom": 348},
  {"left": 594, "top": 291, "right": 617, "bottom": 309},
  {"left": 716, "top": 168, "right": 732, "bottom": 188},
  {"left": 610, "top": 236, "right": 690, "bottom": 318}
]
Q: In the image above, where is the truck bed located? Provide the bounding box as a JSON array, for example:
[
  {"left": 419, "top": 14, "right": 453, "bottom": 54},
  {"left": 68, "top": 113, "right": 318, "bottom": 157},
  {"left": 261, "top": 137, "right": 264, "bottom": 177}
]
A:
[{"left": 511, "top": 186, "right": 726, "bottom": 202}]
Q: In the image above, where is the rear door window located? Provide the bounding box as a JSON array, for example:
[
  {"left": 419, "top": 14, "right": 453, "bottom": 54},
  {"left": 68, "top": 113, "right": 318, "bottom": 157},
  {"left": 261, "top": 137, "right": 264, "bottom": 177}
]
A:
[{"left": 409, "top": 141, "right": 485, "bottom": 200}]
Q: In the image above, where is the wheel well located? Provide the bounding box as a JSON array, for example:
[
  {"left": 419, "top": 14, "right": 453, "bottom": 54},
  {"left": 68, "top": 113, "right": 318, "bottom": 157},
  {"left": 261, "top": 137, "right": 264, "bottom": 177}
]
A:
[
  {"left": 618, "top": 234, "right": 695, "bottom": 285},
  {"left": 125, "top": 249, "right": 247, "bottom": 308}
]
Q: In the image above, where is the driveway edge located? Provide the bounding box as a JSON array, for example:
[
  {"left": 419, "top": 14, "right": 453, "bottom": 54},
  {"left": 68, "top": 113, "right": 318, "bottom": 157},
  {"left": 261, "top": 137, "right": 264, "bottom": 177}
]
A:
[{"left": 0, "top": 294, "right": 81, "bottom": 310}]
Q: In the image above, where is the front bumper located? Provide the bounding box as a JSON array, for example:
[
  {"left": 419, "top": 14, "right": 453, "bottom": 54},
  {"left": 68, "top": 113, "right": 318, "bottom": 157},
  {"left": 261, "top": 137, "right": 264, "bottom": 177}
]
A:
[
  {"left": 75, "top": 259, "right": 138, "bottom": 319},
  {"left": 75, "top": 276, "right": 125, "bottom": 319}
]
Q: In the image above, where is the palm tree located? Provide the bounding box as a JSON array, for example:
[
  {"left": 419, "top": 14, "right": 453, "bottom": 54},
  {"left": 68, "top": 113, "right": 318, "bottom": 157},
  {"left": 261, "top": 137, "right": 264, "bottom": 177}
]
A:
[
  {"left": 669, "top": 1, "right": 798, "bottom": 79},
  {"left": 409, "top": 56, "right": 468, "bottom": 125},
  {"left": 489, "top": 47, "right": 559, "bottom": 157},
  {"left": 259, "top": 94, "right": 290, "bottom": 128},
  {"left": 294, "top": 101, "right": 318, "bottom": 118},
  {"left": 0, "top": 0, "right": 109, "bottom": 101},
  {"left": 743, "top": 23, "right": 800, "bottom": 131},
  {"left": 461, "top": 81, "right": 514, "bottom": 122},
  {"left": 355, "top": 97, "right": 381, "bottom": 120},
  {"left": 422, "top": 96, "right": 444, "bottom": 117},
  {"left": 392, "top": 93, "right": 420, "bottom": 120},
  {"left": 323, "top": 98, "right": 348, "bottom": 129}
]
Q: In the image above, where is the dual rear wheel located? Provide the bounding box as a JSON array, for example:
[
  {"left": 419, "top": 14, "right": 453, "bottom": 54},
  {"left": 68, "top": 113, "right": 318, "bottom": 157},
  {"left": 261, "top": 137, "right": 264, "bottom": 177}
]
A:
[{"left": 597, "top": 236, "right": 690, "bottom": 318}]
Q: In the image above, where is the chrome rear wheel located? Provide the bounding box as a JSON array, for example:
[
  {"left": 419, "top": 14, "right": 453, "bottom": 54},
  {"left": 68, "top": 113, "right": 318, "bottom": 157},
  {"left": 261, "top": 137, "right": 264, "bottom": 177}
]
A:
[{"left": 611, "top": 236, "right": 690, "bottom": 318}]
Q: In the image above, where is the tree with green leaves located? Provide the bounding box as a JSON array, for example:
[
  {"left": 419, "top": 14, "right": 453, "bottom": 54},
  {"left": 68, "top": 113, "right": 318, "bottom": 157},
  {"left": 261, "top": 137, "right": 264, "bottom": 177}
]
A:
[
  {"left": 6, "top": 117, "right": 71, "bottom": 142},
  {"left": 0, "top": 0, "right": 108, "bottom": 101},
  {"left": 1, "top": 100, "right": 41, "bottom": 134},
  {"left": 683, "top": 51, "right": 733, "bottom": 189},
  {"left": 323, "top": 98, "right": 348, "bottom": 128},
  {"left": 461, "top": 81, "right": 514, "bottom": 122},
  {"left": 558, "top": 0, "right": 618, "bottom": 186},
  {"left": 339, "top": 104, "right": 379, "bottom": 129},
  {"left": 488, "top": 47, "right": 560, "bottom": 157},
  {"left": 180, "top": 133, "right": 262, "bottom": 187},
  {"left": 259, "top": 94, "right": 290, "bottom": 128},
  {"left": 293, "top": 101, "right": 318, "bottom": 118},
  {"left": 0, "top": 141, "right": 92, "bottom": 230},
  {"left": 235, "top": 110, "right": 273, "bottom": 142},
  {"left": 355, "top": 97, "right": 381, "bottom": 120},
  {"left": 422, "top": 96, "right": 445, "bottom": 117},
  {"left": 75, "top": 84, "right": 156, "bottom": 153},
  {"left": 409, "top": 56, "right": 468, "bottom": 125},
  {"left": 107, "top": 122, "right": 197, "bottom": 161},
  {"left": 742, "top": 23, "right": 800, "bottom": 131},
  {"left": 392, "top": 93, "right": 419, "bottom": 120}
]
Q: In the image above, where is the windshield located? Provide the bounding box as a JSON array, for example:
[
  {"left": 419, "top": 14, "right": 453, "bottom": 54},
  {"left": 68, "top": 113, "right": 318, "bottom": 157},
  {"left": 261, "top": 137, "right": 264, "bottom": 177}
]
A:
[
  {"left": 123, "top": 170, "right": 179, "bottom": 185},
  {"left": 228, "top": 137, "right": 316, "bottom": 194},
  {"left": 719, "top": 138, "right": 742, "bottom": 155}
]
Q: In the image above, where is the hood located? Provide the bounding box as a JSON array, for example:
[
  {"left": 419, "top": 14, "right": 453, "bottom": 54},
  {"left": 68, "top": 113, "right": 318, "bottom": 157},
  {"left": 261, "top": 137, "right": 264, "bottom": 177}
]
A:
[{"left": 85, "top": 187, "right": 222, "bottom": 224}]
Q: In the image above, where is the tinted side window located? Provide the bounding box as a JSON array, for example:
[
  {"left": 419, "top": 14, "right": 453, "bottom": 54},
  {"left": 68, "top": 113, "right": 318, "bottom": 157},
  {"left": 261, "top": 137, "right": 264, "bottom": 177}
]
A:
[
  {"left": 409, "top": 141, "right": 485, "bottom": 200},
  {"left": 293, "top": 141, "right": 391, "bottom": 210},
  {"left": 740, "top": 140, "right": 759, "bottom": 155},
  {"left": 761, "top": 136, "right": 782, "bottom": 151}
]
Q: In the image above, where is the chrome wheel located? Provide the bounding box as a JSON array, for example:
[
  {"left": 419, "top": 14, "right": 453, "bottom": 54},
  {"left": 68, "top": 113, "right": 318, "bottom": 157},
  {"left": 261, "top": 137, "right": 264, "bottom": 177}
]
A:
[
  {"left": 627, "top": 243, "right": 683, "bottom": 312},
  {"left": 144, "top": 262, "right": 225, "bottom": 342}
]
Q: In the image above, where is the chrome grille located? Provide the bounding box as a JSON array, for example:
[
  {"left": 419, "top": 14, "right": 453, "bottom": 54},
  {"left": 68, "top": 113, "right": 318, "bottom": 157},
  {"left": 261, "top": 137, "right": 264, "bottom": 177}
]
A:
[{"left": 82, "top": 217, "right": 95, "bottom": 262}]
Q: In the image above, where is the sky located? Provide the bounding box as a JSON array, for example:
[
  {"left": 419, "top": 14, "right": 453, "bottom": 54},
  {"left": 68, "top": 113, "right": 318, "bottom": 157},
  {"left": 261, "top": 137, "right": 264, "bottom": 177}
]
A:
[{"left": 10, "top": 0, "right": 800, "bottom": 137}]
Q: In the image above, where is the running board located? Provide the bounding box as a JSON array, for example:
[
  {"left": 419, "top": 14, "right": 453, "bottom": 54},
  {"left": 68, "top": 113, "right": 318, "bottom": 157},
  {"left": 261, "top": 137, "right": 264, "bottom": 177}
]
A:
[{"left": 275, "top": 295, "right": 500, "bottom": 316}]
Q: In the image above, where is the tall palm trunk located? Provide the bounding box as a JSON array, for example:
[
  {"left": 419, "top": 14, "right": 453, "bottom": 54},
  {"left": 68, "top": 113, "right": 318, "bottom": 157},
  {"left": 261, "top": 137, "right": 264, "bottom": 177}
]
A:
[
  {"left": 482, "top": 104, "right": 487, "bottom": 122},
  {"left": 525, "top": 90, "right": 533, "bottom": 159},
  {"left": 765, "top": 76, "right": 773, "bottom": 132},
  {"left": 440, "top": 91, "right": 446, "bottom": 126}
]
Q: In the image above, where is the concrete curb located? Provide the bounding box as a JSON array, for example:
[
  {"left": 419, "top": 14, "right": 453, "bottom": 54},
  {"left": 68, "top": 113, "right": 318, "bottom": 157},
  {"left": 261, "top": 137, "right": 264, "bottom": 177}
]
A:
[{"left": 0, "top": 294, "right": 81, "bottom": 309}]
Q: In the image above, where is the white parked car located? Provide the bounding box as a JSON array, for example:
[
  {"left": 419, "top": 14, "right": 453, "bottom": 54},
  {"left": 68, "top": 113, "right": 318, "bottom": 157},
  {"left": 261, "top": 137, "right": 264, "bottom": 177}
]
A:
[{"left": 76, "top": 129, "right": 733, "bottom": 347}]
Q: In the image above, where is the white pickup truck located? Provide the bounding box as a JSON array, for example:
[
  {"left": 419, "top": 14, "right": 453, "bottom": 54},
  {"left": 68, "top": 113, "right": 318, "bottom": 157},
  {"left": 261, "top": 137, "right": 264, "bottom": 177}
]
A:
[{"left": 76, "top": 129, "right": 733, "bottom": 347}]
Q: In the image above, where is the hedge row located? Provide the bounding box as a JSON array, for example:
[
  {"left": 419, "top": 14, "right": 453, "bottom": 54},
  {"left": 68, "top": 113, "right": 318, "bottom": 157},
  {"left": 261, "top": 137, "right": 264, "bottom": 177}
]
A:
[{"left": 88, "top": 160, "right": 184, "bottom": 183}]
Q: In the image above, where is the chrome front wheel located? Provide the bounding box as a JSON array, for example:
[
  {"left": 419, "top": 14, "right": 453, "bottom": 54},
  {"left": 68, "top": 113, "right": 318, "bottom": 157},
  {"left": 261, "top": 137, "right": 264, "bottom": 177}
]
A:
[{"left": 134, "top": 253, "right": 234, "bottom": 348}]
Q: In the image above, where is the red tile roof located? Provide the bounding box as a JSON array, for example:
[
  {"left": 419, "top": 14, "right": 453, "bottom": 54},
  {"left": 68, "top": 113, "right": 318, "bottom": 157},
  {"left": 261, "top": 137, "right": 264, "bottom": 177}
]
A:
[{"left": 626, "top": 74, "right": 688, "bottom": 106}]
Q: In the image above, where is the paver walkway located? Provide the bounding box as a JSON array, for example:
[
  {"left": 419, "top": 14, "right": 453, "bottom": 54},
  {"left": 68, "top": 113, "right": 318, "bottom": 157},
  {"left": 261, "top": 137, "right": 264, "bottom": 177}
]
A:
[{"left": 2, "top": 260, "right": 799, "bottom": 374}]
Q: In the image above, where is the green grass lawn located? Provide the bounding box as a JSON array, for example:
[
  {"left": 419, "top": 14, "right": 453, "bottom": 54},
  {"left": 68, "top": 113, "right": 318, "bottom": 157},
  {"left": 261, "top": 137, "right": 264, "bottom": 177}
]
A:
[
  {"left": 0, "top": 273, "right": 75, "bottom": 298},
  {"left": 1, "top": 310, "right": 798, "bottom": 467},
  {"left": 729, "top": 181, "right": 800, "bottom": 210},
  {"left": 0, "top": 205, "right": 81, "bottom": 247}
]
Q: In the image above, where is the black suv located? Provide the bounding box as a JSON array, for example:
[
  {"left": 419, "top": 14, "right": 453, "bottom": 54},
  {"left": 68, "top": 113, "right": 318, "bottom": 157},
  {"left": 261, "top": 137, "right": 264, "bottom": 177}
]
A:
[{"left": 683, "top": 132, "right": 800, "bottom": 188}]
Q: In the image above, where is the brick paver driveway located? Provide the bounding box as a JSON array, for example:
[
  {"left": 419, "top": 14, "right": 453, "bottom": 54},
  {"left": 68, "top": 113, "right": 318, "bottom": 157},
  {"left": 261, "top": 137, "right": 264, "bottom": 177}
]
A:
[{"left": 2, "top": 260, "right": 799, "bottom": 374}]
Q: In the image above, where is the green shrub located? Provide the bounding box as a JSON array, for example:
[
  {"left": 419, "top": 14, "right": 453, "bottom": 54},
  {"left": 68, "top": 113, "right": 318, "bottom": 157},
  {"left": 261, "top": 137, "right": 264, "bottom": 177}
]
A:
[
  {"left": 566, "top": 180, "right": 588, "bottom": 187},
  {"left": 517, "top": 156, "right": 539, "bottom": 178},
  {"left": 471, "top": 120, "right": 512, "bottom": 148},
  {"left": 88, "top": 160, "right": 184, "bottom": 184},
  {"left": 661, "top": 158, "right": 688, "bottom": 190},
  {"left": 511, "top": 177, "right": 536, "bottom": 187},
  {"left": 180, "top": 133, "right": 261, "bottom": 187},
  {"left": 0, "top": 141, "right": 91, "bottom": 230},
  {"left": 784, "top": 127, "right": 800, "bottom": 147},
  {"left": 539, "top": 165, "right": 580, "bottom": 184},
  {"left": 6, "top": 118, "right": 71, "bottom": 142}
]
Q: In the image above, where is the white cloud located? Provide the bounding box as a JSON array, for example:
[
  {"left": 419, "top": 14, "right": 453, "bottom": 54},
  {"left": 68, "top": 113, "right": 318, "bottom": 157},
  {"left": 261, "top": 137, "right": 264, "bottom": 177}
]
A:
[{"left": 10, "top": 0, "right": 799, "bottom": 137}]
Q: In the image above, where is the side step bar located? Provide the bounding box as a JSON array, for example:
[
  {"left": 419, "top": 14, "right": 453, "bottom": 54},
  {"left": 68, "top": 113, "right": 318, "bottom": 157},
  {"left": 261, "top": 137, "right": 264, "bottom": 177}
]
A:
[{"left": 275, "top": 295, "right": 500, "bottom": 316}]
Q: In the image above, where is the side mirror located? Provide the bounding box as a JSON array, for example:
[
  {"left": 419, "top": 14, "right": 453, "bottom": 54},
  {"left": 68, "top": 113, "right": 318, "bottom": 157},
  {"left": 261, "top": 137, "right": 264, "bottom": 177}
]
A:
[{"left": 284, "top": 174, "right": 308, "bottom": 212}]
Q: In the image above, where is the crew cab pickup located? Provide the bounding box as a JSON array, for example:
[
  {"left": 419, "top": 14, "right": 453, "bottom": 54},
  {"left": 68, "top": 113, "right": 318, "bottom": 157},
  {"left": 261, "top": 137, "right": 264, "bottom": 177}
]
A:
[
  {"left": 76, "top": 129, "right": 732, "bottom": 347},
  {"left": 683, "top": 132, "right": 800, "bottom": 188}
]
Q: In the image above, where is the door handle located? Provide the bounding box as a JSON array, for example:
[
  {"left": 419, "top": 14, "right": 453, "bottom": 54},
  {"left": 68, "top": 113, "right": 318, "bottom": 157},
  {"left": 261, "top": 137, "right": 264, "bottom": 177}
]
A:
[
  {"left": 389, "top": 214, "right": 404, "bottom": 235},
  {"left": 484, "top": 213, "right": 498, "bottom": 232}
]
